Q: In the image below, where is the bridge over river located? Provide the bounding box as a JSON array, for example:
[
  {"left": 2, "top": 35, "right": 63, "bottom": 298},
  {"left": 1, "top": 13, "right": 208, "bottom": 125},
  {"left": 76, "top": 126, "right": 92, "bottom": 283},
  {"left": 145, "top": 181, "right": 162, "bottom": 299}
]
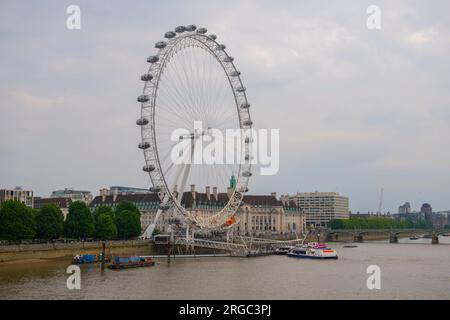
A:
[{"left": 324, "top": 228, "right": 445, "bottom": 244}]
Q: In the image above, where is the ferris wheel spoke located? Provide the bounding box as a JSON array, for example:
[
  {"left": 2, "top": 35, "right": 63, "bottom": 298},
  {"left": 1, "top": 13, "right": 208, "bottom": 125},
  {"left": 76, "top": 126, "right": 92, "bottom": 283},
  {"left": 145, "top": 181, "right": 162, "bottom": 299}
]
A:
[
  {"left": 156, "top": 99, "right": 193, "bottom": 128},
  {"left": 156, "top": 95, "right": 195, "bottom": 129},
  {"left": 163, "top": 58, "right": 198, "bottom": 122},
  {"left": 173, "top": 50, "right": 200, "bottom": 119},
  {"left": 159, "top": 73, "right": 199, "bottom": 123}
]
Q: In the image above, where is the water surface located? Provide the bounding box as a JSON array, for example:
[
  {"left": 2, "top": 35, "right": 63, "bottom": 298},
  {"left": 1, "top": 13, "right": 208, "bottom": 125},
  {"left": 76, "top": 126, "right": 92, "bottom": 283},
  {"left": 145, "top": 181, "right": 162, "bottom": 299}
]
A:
[{"left": 1, "top": 238, "right": 449, "bottom": 299}]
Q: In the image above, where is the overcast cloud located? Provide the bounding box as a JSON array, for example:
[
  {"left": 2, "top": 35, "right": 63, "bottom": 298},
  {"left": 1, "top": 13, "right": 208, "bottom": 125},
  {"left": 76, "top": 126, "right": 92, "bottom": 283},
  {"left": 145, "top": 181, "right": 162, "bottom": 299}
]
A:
[{"left": 1, "top": 0, "right": 450, "bottom": 213}]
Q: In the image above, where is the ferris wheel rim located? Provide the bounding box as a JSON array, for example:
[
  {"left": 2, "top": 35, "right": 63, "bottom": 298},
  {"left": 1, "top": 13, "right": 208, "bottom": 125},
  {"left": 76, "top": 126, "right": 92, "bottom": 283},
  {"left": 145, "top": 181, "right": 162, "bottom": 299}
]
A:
[{"left": 138, "top": 26, "right": 252, "bottom": 230}]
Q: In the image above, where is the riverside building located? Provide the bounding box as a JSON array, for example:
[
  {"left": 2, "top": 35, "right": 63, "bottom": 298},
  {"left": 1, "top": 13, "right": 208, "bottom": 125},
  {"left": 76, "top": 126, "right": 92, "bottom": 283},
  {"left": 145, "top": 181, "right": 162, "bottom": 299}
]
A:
[
  {"left": 0, "top": 187, "right": 34, "bottom": 208},
  {"left": 90, "top": 180, "right": 305, "bottom": 237},
  {"left": 50, "top": 188, "right": 93, "bottom": 204},
  {"left": 281, "top": 191, "right": 349, "bottom": 228}
]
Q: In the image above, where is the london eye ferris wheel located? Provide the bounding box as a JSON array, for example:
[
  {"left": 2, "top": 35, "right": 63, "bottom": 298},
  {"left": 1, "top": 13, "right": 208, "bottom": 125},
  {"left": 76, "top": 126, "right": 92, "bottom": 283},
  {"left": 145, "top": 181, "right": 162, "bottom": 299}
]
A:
[{"left": 136, "top": 25, "right": 253, "bottom": 237}]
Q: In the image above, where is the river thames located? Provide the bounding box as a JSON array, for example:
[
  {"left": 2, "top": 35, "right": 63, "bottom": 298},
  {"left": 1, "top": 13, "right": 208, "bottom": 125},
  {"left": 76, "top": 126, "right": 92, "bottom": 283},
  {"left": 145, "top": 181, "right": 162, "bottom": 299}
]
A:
[{"left": 1, "top": 238, "right": 449, "bottom": 300}]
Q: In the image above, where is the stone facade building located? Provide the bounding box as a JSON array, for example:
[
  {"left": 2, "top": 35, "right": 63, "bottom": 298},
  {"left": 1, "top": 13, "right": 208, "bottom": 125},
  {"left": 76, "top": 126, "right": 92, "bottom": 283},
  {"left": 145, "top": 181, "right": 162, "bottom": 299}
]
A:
[
  {"left": 90, "top": 187, "right": 305, "bottom": 237},
  {"left": 0, "top": 187, "right": 34, "bottom": 208}
]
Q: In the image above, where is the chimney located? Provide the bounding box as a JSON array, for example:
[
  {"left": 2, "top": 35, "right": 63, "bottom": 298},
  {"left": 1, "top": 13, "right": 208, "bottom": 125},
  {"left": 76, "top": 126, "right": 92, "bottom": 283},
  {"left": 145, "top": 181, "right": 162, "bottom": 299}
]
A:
[
  {"left": 191, "top": 184, "right": 196, "bottom": 200},
  {"left": 206, "top": 186, "right": 211, "bottom": 201},
  {"left": 213, "top": 187, "right": 218, "bottom": 201},
  {"left": 100, "top": 188, "right": 108, "bottom": 202},
  {"left": 112, "top": 188, "right": 118, "bottom": 202}
]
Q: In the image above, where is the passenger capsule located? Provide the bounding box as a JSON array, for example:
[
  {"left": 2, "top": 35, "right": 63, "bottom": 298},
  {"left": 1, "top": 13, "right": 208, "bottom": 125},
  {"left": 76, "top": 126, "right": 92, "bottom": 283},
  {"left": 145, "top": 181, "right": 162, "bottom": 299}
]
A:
[
  {"left": 143, "top": 164, "right": 155, "bottom": 172},
  {"left": 147, "top": 55, "right": 159, "bottom": 63},
  {"left": 175, "top": 25, "right": 186, "bottom": 33},
  {"left": 208, "top": 34, "right": 217, "bottom": 40},
  {"left": 136, "top": 118, "right": 149, "bottom": 126},
  {"left": 155, "top": 41, "right": 167, "bottom": 49},
  {"left": 165, "top": 31, "right": 176, "bottom": 39},
  {"left": 150, "top": 186, "right": 162, "bottom": 193},
  {"left": 230, "top": 70, "right": 241, "bottom": 77},
  {"left": 243, "top": 120, "right": 253, "bottom": 126},
  {"left": 138, "top": 142, "right": 150, "bottom": 150},
  {"left": 185, "top": 25, "right": 197, "bottom": 32},
  {"left": 242, "top": 171, "right": 252, "bottom": 178},
  {"left": 239, "top": 187, "right": 249, "bottom": 193},
  {"left": 141, "top": 73, "right": 153, "bottom": 82},
  {"left": 216, "top": 44, "right": 226, "bottom": 50},
  {"left": 224, "top": 56, "right": 234, "bottom": 63},
  {"left": 245, "top": 154, "right": 252, "bottom": 161},
  {"left": 245, "top": 137, "right": 253, "bottom": 144},
  {"left": 196, "top": 27, "right": 207, "bottom": 34},
  {"left": 240, "top": 103, "right": 250, "bottom": 109},
  {"left": 137, "top": 95, "right": 150, "bottom": 103},
  {"left": 236, "top": 86, "right": 246, "bottom": 92}
]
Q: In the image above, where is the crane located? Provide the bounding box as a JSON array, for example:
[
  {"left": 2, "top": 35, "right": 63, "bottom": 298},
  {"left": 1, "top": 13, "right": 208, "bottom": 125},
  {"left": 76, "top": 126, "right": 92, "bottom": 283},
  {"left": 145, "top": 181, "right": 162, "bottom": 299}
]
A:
[{"left": 377, "top": 188, "right": 384, "bottom": 214}]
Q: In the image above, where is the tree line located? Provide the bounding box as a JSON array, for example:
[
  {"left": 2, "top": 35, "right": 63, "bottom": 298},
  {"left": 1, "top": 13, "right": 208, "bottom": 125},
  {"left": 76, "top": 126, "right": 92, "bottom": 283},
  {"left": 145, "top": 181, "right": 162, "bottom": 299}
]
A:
[
  {"left": 0, "top": 200, "right": 141, "bottom": 242},
  {"left": 329, "top": 217, "right": 428, "bottom": 230}
]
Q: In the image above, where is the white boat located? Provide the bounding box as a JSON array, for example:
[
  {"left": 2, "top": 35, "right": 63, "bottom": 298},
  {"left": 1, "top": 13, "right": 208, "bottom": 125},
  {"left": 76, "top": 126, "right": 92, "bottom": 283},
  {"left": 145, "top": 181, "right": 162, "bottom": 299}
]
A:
[{"left": 287, "top": 244, "right": 338, "bottom": 260}]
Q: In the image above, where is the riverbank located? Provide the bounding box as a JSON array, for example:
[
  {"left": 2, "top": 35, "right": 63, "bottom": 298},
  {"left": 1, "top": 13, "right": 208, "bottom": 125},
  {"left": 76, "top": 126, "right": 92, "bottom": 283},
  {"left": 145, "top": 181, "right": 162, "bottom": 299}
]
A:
[
  {"left": 0, "top": 240, "right": 229, "bottom": 265},
  {"left": 0, "top": 240, "right": 153, "bottom": 264}
]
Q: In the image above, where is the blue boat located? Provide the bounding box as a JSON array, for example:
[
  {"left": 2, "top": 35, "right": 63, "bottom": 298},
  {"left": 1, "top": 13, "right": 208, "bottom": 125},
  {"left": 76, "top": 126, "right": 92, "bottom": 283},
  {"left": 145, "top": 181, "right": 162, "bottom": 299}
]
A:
[
  {"left": 72, "top": 253, "right": 110, "bottom": 264},
  {"left": 108, "top": 256, "right": 155, "bottom": 269}
]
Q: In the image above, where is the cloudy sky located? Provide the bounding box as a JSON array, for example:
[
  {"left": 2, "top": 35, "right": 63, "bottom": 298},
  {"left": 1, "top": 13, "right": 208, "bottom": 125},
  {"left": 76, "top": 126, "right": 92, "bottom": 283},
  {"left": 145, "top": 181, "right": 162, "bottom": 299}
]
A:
[{"left": 1, "top": 0, "right": 449, "bottom": 213}]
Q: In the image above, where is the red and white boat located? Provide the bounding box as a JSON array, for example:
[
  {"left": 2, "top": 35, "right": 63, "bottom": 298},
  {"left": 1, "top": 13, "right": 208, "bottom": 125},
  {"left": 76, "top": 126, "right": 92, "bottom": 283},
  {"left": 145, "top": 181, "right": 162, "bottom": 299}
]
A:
[{"left": 287, "top": 243, "right": 338, "bottom": 260}]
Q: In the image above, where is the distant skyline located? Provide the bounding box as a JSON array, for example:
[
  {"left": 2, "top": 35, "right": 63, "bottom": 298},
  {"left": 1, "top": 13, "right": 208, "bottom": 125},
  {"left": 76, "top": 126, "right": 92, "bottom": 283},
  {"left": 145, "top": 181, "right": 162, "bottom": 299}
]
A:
[{"left": 1, "top": 1, "right": 450, "bottom": 212}]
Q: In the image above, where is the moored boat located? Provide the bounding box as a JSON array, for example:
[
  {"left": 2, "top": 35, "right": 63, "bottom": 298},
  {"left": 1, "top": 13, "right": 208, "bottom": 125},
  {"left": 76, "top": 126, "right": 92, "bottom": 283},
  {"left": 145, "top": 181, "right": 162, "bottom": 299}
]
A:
[
  {"left": 108, "top": 256, "right": 155, "bottom": 269},
  {"left": 73, "top": 253, "right": 110, "bottom": 265},
  {"left": 410, "top": 236, "right": 419, "bottom": 240}
]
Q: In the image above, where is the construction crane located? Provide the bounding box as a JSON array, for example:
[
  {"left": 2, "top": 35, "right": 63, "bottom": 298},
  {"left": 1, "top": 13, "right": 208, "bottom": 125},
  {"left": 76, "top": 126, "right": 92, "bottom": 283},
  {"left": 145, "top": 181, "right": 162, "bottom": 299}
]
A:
[{"left": 377, "top": 188, "right": 384, "bottom": 214}]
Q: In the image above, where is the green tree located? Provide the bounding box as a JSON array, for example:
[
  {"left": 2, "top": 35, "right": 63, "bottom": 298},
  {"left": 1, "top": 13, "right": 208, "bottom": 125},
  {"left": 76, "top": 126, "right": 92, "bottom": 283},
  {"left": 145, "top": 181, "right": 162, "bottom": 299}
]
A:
[
  {"left": 329, "top": 217, "right": 426, "bottom": 230},
  {"left": 64, "top": 201, "right": 94, "bottom": 239},
  {"left": 35, "top": 204, "right": 64, "bottom": 240},
  {"left": 115, "top": 201, "right": 140, "bottom": 216},
  {"left": 115, "top": 208, "right": 141, "bottom": 239},
  {"left": 329, "top": 219, "right": 345, "bottom": 230},
  {"left": 0, "top": 200, "right": 36, "bottom": 241},
  {"left": 93, "top": 206, "right": 114, "bottom": 223},
  {"left": 94, "top": 213, "right": 117, "bottom": 240}
]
